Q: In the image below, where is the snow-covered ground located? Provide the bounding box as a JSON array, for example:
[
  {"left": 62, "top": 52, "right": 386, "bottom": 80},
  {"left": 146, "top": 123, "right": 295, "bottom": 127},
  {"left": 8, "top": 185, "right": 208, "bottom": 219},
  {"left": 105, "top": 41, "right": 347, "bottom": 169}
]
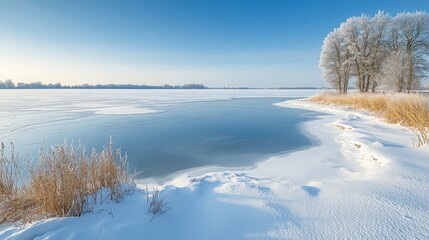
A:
[{"left": 1, "top": 98, "right": 429, "bottom": 239}]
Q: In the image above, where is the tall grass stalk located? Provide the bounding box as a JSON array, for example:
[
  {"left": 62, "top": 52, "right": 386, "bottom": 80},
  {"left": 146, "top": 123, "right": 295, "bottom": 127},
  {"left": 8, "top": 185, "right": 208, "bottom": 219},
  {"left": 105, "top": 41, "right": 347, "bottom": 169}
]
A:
[{"left": 0, "top": 142, "right": 20, "bottom": 197}]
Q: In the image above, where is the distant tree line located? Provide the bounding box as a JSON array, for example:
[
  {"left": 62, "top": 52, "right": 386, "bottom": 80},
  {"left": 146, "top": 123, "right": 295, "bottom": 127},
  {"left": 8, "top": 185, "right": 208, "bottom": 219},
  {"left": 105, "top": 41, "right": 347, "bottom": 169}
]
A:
[
  {"left": 0, "top": 80, "right": 207, "bottom": 89},
  {"left": 320, "top": 11, "right": 429, "bottom": 93}
]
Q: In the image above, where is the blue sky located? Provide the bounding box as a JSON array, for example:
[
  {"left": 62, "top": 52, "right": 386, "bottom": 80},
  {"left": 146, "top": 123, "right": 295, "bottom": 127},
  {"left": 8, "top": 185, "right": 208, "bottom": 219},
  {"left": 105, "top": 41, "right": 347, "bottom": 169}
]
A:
[{"left": 0, "top": 0, "right": 427, "bottom": 88}]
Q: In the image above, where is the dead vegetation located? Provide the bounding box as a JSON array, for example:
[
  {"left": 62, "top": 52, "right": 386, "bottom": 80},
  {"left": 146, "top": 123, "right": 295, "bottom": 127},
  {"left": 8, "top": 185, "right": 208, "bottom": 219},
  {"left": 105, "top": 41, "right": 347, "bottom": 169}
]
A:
[
  {"left": 146, "top": 186, "right": 169, "bottom": 222},
  {"left": 0, "top": 142, "right": 21, "bottom": 198},
  {"left": 310, "top": 93, "right": 429, "bottom": 146},
  {"left": 0, "top": 138, "right": 135, "bottom": 225}
]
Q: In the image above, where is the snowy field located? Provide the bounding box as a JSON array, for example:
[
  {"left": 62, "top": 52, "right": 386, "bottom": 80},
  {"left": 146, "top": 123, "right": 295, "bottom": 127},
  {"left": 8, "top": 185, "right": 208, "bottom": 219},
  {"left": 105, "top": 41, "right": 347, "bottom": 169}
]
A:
[{"left": 1, "top": 94, "right": 429, "bottom": 239}]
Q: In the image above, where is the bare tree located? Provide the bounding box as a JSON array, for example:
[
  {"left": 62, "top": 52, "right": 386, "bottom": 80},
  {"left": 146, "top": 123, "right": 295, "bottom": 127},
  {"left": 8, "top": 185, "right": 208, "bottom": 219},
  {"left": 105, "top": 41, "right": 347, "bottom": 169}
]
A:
[
  {"left": 368, "top": 12, "right": 390, "bottom": 92},
  {"left": 340, "top": 12, "right": 389, "bottom": 93},
  {"left": 341, "top": 15, "right": 371, "bottom": 92},
  {"left": 320, "top": 11, "right": 428, "bottom": 93},
  {"left": 384, "top": 19, "right": 407, "bottom": 92},
  {"left": 394, "top": 12, "right": 429, "bottom": 93},
  {"left": 4, "top": 80, "right": 15, "bottom": 89},
  {"left": 320, "top": 28, "right": 352, "bottom": 93},
  {"left": 378, "top": 50, "right": 410, "bottom": 91}
]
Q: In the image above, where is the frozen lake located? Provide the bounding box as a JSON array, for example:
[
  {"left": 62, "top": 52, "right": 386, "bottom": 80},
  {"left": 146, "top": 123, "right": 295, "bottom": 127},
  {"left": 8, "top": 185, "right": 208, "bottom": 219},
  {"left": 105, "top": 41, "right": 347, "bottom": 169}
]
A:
[{"left": 0, "top": 89, "right": 321, "bottom": 179}]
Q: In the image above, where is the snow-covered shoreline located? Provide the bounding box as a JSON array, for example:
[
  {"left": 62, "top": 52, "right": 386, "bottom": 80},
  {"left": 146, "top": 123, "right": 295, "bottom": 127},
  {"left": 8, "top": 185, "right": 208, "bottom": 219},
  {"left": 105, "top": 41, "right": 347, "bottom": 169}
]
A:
[{"left": 2, "top": 98, "right": 429, "bottom": 239}]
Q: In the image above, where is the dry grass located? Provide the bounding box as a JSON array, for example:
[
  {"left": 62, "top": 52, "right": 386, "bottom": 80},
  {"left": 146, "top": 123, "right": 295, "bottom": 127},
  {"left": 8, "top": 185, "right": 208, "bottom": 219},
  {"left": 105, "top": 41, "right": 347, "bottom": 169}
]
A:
[
  {"left": 0, "top": 142, "right": 21, "bottom": 197},
  {"left": 310, "top": 93, "right": 429, "bottom": 146},
  {"left": 0, "top": 138, "right": 135, "bottom": 225},
  {"left": 146, "top": 187, "right": 169, "bottom": 222}
]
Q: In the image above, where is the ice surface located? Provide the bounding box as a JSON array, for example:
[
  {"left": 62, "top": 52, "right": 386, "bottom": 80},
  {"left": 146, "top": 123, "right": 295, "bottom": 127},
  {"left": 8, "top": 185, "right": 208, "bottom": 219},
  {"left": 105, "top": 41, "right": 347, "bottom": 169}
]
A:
[{"left": 0, "top": 89, "right": 319, "bottom": 138}]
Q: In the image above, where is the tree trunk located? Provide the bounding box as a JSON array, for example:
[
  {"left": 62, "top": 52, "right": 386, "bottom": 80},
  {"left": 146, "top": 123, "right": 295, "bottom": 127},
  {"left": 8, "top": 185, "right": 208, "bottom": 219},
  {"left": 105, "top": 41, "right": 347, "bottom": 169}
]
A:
[
  {"left": 355, "top": 60, "right": 364, "bottom": 92},
  {"left": 359, "top": 75, "right": 365, "bottom": 93},
  {"left": 343, "top": 78, "right": 348, "bottom": 94},
  {"left": 371, "top": 79, "right": 376, "bottom": 92},
  {"left": 397, "top": 76, "right": 404, "bottom": 92},
  {"left": 338, "top": 76, "right": 342, "bottom": 93},
  {"left": 406, "top": 60, "right": 414, "bottom": 93},
  {"left": 364, "top": 75, "right": 370, "bottom": 92}
]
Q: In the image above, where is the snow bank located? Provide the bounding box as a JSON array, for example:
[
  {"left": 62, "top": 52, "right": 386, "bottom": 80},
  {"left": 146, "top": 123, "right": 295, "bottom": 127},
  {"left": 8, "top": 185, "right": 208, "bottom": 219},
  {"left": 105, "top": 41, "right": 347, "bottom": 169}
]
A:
[{"left": 2, "top": 97, "right": 429, "bottom": 239}]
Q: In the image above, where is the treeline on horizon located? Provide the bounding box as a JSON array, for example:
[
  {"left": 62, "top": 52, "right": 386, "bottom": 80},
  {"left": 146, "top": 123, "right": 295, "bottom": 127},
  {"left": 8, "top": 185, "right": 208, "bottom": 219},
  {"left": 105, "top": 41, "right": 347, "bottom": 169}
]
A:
[
  {"left": 320, "top": 11, "right": 429, "bottom": 94},
  {"left": 0, "top": 79, "right": 322, "bottom": 90},
  {"left": 0, "top": 79, "right": 207, "bottom": 89}
]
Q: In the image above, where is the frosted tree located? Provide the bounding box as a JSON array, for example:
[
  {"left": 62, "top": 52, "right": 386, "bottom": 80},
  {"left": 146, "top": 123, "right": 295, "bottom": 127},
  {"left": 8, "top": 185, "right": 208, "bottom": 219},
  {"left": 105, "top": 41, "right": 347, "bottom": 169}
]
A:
[
  {"left": 382, "top": 17, "right": 405, "bottom": 91},
  {"left": 320, "top": 11, "right": 429, "bottom": 93},
  {"left": 367, "top": 12, "right": 390, "bottom": 91},
  {"left": 319, "top": 28, "right": 352, "bottom": 93},
  {"left": 339, "top": 16, "right": 367, "bottom": 92},
  {"left": 319, "top": 11, "right": 429, "bottom": 93},
  {"left": 340, "top": 12, "right": 389, "bottom": 92},
  {"left": 394, "top": 12, "right": 429, "bottom": 92},
  {"left": 378, "top": 50, "right": 410, "bottom": 91}
]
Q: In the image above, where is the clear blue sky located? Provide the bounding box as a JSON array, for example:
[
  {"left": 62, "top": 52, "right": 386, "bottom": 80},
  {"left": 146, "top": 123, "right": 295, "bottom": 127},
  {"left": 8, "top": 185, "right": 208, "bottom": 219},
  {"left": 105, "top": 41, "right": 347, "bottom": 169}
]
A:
[{"left": 0, "top": 0, "right": 427, "bottom": 87}]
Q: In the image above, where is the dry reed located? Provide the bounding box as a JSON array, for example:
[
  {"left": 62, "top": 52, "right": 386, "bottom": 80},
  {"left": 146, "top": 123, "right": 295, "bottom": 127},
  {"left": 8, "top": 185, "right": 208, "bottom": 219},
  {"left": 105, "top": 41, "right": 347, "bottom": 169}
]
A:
[
  {"left": 147, "top": 187, "right": 169, "bottom": 222},
  {"left": 0, "top": 138, "right": 135, "bottom": 225},
  {"left": 310, "top": 93, "right": 429, "bottom": 146},
  {"left": 0, "top": 142, "right": 20, "bottom": 197}
]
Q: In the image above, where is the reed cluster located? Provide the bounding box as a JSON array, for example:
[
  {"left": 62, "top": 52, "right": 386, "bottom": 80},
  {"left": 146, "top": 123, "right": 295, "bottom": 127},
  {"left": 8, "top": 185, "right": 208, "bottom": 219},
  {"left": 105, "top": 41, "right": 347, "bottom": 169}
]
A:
[{"left": 0, "top": 139, "right": 134, "bottom": 225}]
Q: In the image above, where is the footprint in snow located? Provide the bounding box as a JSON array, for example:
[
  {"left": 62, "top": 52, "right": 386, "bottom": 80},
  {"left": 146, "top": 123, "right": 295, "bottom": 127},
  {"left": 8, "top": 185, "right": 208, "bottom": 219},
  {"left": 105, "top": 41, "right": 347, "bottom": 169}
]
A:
[{"left": 301, "top": 185, "right": 320, "bottom": 197}]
